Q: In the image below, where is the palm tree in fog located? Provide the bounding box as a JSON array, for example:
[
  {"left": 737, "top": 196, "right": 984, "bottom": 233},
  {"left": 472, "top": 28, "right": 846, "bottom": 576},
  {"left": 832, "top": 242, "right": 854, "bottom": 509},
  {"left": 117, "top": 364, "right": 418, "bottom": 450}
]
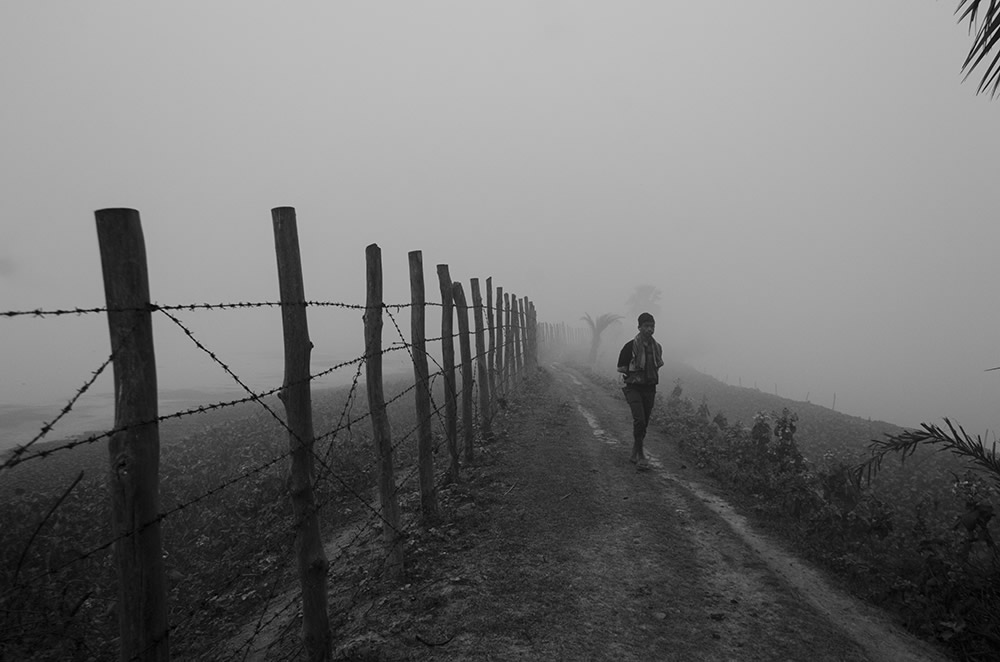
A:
[
  {"left": 625, "top": 285, "right": 662, "bottom": 321},
  {"left": 581, "top": 313, "right": 623, "bottom": 364}
]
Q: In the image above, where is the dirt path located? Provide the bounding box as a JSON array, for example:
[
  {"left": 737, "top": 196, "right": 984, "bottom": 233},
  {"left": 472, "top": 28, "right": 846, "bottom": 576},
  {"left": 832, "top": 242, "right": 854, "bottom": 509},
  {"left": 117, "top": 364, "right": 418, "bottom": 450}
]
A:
[
  {"left": 235, "top": 365, "right": 951, "bottom": 661},
  {"left": 548, "top": 362, "right": 947, "bottom": 662}
]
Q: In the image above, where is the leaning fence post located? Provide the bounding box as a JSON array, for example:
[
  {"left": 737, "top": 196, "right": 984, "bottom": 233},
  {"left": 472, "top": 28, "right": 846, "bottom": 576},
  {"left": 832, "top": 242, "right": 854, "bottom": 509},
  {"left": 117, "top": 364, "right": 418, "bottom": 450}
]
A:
[
  {"left": 436, "top": 265, "right": 459, "bottom": 483},
  {"left": 95, "top": 208, "right": 169, "bottom": 662},
  {"left": 364, "top": 244, "right": 404, "bottom": 578},
  {"left": 452, "top": 281, "right": 475, "bottom": 462},
  {"left": 470, "top": 278, "right": 492, "bottom": 439},
  {"left": 408, "top": 251, "right": 438, "bottom": 522},
  {"left": 511, "top": 294, "right": 523, "bottom": 378},
  {"left": 271, "top": 207, "right": 331, "bottom": 661}
]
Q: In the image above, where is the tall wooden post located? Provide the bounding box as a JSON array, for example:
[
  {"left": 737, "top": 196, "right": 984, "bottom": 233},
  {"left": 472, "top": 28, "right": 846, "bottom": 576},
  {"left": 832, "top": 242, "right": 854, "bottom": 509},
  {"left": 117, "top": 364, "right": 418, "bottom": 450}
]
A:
[
  {"left": 527, "top": 301, "right": 538, "bottom": 371},
  {"left": 511, "top": 295, "right": 523, "bottom": 378},
  {"left": 520, "top": 297, "right": 531, "bottom": 372},
  {"left": 452, "top": 282, "right": 475, "bottom": 462},
  {"left": 503, "top": 292, "right": 512, "bottom": 388},
  {"left": 470, "top": 278, "right": 492, "bottom": 439},
  {"left": 408, "top": 251, "right": 438, "bottom": 522},
  {"left": 495, "top": 286, "right": 505, "bottom": 398},
  {"left": 95, "top": 208, "right": 169, "bottom": 662},
  {"left": 364, "top": 244, "right": 403, "bottom": 578},
  {"left": 436, "top": 265, "right": 459, "bottom": 483},
  {"left": 271, "top": 207, "right": 331, "bottom": 662},
  {"left": 485, "top": 277, "right": 497, "bottom": 411}
]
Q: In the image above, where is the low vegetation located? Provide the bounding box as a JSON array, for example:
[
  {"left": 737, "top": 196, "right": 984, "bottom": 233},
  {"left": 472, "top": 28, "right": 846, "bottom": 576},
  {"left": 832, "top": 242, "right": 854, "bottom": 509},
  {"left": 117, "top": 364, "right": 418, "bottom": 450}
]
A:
[
  {"left": 641, "top": 368, "right": 1000, "bottom": 661},
  {"left": 8, "top": 357, "right": 1000, "bottom": 660},
  {"left": 0, "top": 382, "right": 403, "bottom": 661}
]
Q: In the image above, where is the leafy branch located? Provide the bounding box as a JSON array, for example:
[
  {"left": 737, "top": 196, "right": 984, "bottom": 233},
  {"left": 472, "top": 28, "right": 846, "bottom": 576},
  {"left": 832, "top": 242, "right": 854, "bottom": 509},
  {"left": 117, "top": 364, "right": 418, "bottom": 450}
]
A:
[
  {"left": 956, "top": 0, "right": 1000, "bottom": 97},
  {"left": 855, "top": 417, "right": 1000, "bottom": 486}
]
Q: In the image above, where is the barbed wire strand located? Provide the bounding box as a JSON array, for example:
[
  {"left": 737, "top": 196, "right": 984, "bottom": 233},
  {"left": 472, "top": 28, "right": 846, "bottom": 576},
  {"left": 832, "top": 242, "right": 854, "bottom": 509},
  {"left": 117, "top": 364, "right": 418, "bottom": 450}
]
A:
[
  {"left": 0, "top": 320, "right": 141, "bottom": 472},
  {"left": 3, "top": 305, "right": 507, "bottom": 470},
  {"left": 1, "top": 299, "right": 434, "bottom": 319},
  {"left": 226, "top": 513, "right": 384, "bottom": 662},
  {"left": 159, "top": 309, "right": 404, "bottom": 535},
  {"left": 4, "top": 295, "right": 532, "bottom": 658},
  {"left": 2, "top": 330, "right": 385, "bottom": 471}
]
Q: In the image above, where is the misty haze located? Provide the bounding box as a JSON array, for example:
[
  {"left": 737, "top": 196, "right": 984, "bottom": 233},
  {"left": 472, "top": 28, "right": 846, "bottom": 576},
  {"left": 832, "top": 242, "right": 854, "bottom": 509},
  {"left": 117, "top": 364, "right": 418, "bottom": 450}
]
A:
[{"left": 3, "top": 2, "right": 1000, "bottom": 661}]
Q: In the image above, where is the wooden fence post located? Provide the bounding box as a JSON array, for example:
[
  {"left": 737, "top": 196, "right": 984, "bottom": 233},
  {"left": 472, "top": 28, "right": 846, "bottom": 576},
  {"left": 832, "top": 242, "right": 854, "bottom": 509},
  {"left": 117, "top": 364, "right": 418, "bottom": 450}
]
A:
[
  {"left": 511, "top": 295, "right": 523, "bottom": 378},
  {"left": 436, "top": 265, "right": 460, "bottom": 483},
  {"left": 452, "top": 282, "right": 475, "bottom": 462},
  {"left": 485, "top": 277, "right": 497, "bottom": 411},
  {"left": 408, "top": 251, "right": 438, "bottom": 522},
  {"left": 503, "top": 292, "right": 513, "bottom": 388},
  {"left": 528, "top": 301, "right": 538, "bottom": 370},
  {"left": 94, "top": 208, "right": 169, "bottom": 662},
  {"left": 495, "top": 286, "right": 505, "bottom": 399},
  {"left": 521, "top": 297, "right": 532, "bottom": 372},
  {"left": 271, "top": 207, "right": 331, "bottom": 662},
  {"left": 470, "top": 278, "right": 492, "bottom": 439},
  {"left": 520, "top": 297, "right": 528, "bottom": 371},
  {"left": 364, "top": 244, "right": 404, "bottom": 578}
]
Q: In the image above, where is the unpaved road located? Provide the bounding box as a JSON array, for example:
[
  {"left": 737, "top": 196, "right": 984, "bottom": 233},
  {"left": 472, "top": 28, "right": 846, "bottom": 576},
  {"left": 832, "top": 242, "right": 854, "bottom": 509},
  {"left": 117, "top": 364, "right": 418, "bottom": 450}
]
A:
[
  {"left": 235, "top": 364, "right": 950, "bottom": 661},
  {"left": 547, "top": 362, "right": 947, "bottom": 662}
]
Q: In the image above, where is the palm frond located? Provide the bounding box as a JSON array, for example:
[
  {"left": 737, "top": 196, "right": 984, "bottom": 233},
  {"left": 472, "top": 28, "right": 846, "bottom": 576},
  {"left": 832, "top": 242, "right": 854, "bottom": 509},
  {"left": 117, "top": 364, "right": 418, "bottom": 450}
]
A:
[
  {"left": 957, "top": 0, "right": 1000, "bottom": 97},
  {"left": 854, "top": 417, "right": 1000, "bottom": 486}
]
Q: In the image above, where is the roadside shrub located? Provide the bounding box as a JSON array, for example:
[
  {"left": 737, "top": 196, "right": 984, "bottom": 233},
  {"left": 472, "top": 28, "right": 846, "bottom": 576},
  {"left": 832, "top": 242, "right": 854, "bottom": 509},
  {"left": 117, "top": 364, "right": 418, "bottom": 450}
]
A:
[{"left": 655, "top": 390, "right": 1000, "bottom": 660}]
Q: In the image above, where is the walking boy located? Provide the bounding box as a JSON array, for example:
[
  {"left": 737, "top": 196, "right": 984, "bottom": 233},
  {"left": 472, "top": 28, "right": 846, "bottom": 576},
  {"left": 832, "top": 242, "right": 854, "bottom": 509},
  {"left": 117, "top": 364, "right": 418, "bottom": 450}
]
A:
[{"left": 617, "top": 312, "right": 664, "bottom": 467}]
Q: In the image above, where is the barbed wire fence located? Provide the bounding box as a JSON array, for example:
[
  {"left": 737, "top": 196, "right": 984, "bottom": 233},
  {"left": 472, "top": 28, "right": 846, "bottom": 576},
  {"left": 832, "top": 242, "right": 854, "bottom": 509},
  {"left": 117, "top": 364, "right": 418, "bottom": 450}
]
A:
[{"left": 0, "top": 206, "right": 551, "bottom": 662}]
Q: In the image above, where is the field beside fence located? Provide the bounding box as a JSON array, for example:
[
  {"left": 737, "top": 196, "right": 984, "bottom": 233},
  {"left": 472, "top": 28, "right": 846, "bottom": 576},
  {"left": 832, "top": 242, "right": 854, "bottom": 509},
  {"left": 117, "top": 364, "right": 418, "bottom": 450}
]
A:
[{"left": 0, "top": 206, "right": 581, "bottom": 661}]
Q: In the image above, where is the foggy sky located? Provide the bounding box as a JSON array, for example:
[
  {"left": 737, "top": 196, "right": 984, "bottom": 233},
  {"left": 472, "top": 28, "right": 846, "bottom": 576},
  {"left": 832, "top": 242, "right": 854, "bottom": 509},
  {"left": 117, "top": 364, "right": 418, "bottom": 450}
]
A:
[{"left": 3, "top": 1, "right": 999, "bottom": 445}]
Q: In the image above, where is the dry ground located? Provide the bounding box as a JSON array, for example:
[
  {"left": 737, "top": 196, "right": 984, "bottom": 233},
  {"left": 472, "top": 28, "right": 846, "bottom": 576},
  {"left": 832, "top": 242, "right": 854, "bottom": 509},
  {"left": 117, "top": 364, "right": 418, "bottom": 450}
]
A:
[{"left": 236, "top": 364, "right": 951, "bottom": 662}]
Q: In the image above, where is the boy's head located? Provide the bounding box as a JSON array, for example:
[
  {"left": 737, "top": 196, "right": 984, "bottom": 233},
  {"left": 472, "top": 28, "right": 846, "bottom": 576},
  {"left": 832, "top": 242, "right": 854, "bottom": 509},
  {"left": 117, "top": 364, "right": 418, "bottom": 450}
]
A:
[{"left": 637, "top": 312, "right": 655, "bottom": 336}]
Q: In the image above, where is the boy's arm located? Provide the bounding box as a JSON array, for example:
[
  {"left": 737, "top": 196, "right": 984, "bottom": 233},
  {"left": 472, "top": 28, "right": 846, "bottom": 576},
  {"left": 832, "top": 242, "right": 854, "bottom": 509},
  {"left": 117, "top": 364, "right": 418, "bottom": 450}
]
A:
[{"left": 616, "top": 343, "right": 631, "bottom": 374}]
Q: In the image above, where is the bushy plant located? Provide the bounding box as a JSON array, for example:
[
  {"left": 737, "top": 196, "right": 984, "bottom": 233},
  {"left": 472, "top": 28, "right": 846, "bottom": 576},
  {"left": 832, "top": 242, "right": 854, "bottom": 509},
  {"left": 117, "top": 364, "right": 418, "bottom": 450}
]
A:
[{"left": 656, "top": 393, "right": 1000, "bottom": 659}]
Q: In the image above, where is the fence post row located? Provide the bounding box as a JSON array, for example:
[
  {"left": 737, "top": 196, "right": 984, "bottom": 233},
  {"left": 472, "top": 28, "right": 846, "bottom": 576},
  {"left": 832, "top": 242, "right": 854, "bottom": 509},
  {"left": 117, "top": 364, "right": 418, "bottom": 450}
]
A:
[
  {"left": 408, "top": 251, "right": 439, "bottom": 523},
  {"left": 452, "top": 281, "right": 475, "bottom": 463},
  {"left": 363, "top": 243, "right": 404, "bottom": 578},
  {"left": 470, "top": 278, "right": 493, "bottom": 439},
  {"left": 95, "top": 208, "right": 169, "bottom": 662},
  {"left": 88, "top": 213, "right": 546, "bottom": 658},
  {"left": 271, "top": 207, "right": 332, "bottom": 661}
]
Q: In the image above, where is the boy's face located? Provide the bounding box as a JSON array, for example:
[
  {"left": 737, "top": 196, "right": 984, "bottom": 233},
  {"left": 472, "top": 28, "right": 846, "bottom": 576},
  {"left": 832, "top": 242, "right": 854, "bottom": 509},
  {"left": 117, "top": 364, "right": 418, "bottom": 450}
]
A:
[{"left": 639, "top": 322, "right": 655, "bottom": 337}]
